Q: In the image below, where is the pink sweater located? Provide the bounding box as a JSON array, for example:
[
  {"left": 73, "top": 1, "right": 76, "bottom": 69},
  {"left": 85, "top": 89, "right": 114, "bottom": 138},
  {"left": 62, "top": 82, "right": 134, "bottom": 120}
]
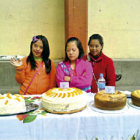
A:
[{"left": 56, "top": 59, "right": 93, "bottom": 92}]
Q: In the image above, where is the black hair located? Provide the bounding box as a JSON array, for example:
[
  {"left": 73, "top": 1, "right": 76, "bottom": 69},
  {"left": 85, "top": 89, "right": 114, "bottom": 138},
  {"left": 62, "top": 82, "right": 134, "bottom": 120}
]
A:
[
  {"left": 27, "top": 35, "right": 51, "bottom": 74},
  {"left": 88, "top": 34, "right": 104, "bottom": 47},
  {"left": 64, "top": 37, "right": 84, "bottom": 61}
]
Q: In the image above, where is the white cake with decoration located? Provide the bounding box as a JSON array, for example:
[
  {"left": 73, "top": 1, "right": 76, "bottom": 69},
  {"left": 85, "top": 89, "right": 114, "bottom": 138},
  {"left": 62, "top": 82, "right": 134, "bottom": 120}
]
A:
[
  {"left": 0, "top": 93, "right": 26, "bottom": 114},
  {"left": 42, "top": 88, "right": 87, "bottom": 113}
]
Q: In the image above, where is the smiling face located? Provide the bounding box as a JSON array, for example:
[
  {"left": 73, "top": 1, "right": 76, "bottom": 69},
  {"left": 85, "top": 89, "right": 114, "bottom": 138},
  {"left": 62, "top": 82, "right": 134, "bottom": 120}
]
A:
[
  {"left": 66, "top": 41, "right": 79, "bottom": 62},
  {"left": 89, "top": 39, "right": 103, "bottom": 56},
  {"left": 32, "top": 39, "right": 43, "bottom": 58}
]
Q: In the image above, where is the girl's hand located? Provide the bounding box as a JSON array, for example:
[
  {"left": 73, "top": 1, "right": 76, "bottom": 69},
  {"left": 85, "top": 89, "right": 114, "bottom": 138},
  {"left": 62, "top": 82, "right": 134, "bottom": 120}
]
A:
[
  {"left": 10, "top": 57, "right": 23, "bottom": 67},
  {"left": 64, "top": 76, "right": 71, "bottom": 82},
  {"left": 82, "top": 72, "right": 85, "bottom": 76}
]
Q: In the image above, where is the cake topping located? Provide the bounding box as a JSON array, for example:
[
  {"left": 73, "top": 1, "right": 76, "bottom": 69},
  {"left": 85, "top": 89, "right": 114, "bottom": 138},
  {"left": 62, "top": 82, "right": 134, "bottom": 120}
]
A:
[
  {"left": 62, "top": 93, "right": 66, "bottom": 98},
  {"left": 58, "top": 93, "right": 62, "bottom": 97},
  {"left": 5, "top": 100, "right": 8, "bottom": 105},
  {"left": 15, "top": 97, "right": 21, "bottom": 102},
  {"left": 0, "top": 96, "right": 4, "bottom": 99},
  {"left": 6, "top": 93, "right": 12, "bottom": 99},
  {"left": 44, "top": 88, "right": 84, "bottom": 99}
]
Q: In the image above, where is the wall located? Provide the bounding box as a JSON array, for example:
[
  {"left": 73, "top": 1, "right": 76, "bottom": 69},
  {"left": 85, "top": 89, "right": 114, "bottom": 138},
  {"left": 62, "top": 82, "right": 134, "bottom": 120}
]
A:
[
  {"left": 1, "top": 0, "right": 140, "bottom": 59},
  {"left": 0, "top": 0, "right": 65, "bottom": 60},
  {"left": 88, "top": 0, "right": 140, "bottom": 59}
]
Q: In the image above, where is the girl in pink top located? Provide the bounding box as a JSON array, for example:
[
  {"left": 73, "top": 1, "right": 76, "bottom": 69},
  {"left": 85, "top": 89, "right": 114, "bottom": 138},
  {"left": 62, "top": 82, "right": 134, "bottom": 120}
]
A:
[{"left": 56, "top": 37, "right": 93, "bottom": 92}]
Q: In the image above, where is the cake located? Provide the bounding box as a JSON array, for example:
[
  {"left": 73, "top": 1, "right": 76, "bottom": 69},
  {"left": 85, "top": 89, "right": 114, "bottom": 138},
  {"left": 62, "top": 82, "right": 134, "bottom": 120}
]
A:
[
  {"left": 131, "top": 90, "right": 140, "bottom": 106},
  {"left": 94, "top": 90, "right": 127, "bottom": 110},
  {"left": 0, "top": 93, "right": 26, "bottom": 114},
  {"left": 42, "top": 88, "right": 87, "bottom": 114}
]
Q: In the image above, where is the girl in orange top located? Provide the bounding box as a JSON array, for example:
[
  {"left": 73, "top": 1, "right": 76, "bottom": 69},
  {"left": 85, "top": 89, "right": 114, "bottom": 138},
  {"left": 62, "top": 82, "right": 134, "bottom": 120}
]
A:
[{"left": 10, "top": 35, "right": 56, "bottom": 95}]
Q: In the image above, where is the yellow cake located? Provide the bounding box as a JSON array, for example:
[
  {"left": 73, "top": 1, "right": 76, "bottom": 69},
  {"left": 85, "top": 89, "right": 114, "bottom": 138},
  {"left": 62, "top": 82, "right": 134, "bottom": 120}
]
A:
[
  {"left": 131, "top": 90, "right": 140, "bottom": 106},
  {"left": 94, "top": 90, "right": 127, "bottom": 110},
  {"left": 0, "top": 93, "right": 26, "bottom": 114},
  {"left": 42, "top": 88, "right": 87, "bottom": 114}
]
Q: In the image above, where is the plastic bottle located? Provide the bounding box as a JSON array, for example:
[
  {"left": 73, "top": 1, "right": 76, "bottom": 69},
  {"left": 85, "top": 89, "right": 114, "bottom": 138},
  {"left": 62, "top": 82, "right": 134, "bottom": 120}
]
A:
[{"left": 98, "top": 73, "right": 105, "bottom": 92}]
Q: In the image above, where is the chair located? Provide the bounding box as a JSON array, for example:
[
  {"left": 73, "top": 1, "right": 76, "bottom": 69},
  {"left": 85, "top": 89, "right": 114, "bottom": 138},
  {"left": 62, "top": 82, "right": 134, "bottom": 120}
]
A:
[{"left": 116, "top": 74, "right": 122, "bottom": 81}]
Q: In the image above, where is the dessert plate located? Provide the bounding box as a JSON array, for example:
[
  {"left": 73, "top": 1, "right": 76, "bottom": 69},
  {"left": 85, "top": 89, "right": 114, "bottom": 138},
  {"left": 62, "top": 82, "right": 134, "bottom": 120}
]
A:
[
  {"left": 88, "top": 101, "right": 128, "bottom": 114},
  {"left": 0, "top": 103, "right": 39, "bottom": 116},
  {"left": 127, "top": 99, "right": 140, "bottom": 110},
  {"left": 118, "top": 90, "right": 131, "bottom": 98}
]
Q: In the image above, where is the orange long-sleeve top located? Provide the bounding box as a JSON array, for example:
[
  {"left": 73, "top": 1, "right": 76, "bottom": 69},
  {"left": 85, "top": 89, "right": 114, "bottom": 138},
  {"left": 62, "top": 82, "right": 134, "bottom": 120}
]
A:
[{"left": 15, "top": 57, "right": 56, "bottom": 95}]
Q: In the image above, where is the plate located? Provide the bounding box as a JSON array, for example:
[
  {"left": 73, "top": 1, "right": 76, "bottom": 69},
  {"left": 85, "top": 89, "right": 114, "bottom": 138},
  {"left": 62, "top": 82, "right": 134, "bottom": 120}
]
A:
[
  {"left": 127, "top": 99, "right": 140, "bottom": 110},
  {"left": 119, "top": 90, "right": 131, "bottom": 98},
  {"left": 0, "top": 103, "right": 39, "bottom": 116},
  {"left": 88, "top": 101, "right": 128, "bottom": 114}
]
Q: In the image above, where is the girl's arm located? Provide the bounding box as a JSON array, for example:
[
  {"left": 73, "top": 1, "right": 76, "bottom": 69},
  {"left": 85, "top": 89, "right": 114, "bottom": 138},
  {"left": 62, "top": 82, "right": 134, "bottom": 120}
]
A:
[
  {"left": 106, "top": 59, "right": 116, "bottom": 86},
  {"left": 56, "top": 63, "right": 66, "bottom": 87},
  {"left": 49, "top": 60, "right": 56, "bottom": 88},
  {"left": 15, "top": 58, "right": 27, "bottom": 84},
  {"left": 70, "top": 61, "right": 93, "bottom": 88}
]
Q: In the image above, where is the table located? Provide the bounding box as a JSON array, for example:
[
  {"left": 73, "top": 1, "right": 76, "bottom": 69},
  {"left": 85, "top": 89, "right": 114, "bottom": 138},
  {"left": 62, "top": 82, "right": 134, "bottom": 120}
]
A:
[{"left": 0, "top": 94, "right": 140, "bottom": 140}]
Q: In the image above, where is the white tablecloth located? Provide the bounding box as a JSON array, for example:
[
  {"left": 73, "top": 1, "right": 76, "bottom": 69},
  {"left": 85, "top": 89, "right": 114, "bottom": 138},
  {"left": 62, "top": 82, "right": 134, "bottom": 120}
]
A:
[{"left": 0, "top": 93, "right": 140, "bottom": 140}]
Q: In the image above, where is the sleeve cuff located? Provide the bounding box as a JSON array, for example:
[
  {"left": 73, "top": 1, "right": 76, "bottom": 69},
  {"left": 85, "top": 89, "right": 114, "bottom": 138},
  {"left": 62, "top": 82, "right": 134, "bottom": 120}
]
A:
[{"left": 16, "top": 65, "right": 24, "bottom": 71}]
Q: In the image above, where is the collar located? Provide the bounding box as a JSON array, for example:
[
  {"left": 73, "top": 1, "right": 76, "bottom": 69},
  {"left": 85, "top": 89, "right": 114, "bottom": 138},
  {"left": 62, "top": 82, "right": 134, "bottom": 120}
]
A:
[
  {"left": 88, "top": 52, "right": 103, "bottom": 62},
  {"left": 64, "top": 59, "right": 81, "bottom": 65},
  {"left": 33, "top": 56, "right": 43, "bottom": 61}
]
